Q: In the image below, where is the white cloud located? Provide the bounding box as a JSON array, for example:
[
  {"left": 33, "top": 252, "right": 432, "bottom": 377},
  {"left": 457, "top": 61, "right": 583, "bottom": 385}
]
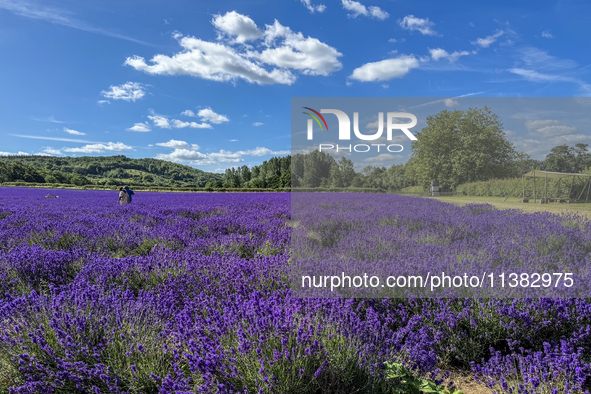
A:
[
  {"left": 525, "top": 119, "right": 576, "bottom": 137},
  {"left": 0, "top": 0, "right": 151, "bottom": 46},
  {"left": 516, "top": 47, "right": 577, "bottom": 71},
  {"left": 149, "top": 114, "right": 212, "bottom": 129},
  {"left": 171, "top": 119, "right": 212, "bottom": 129},
  {"left": 197, "top": 107, "right": 229, "bottom": 124},
  {"left": 97, "top": 100, "right": 110, "bottom": 105},
  {"left": 212, "top": 11, "right": 264, "bottom": 43},
  {"left": 508, "top": 68, "right": 574, "bottom": 83},
  {"left": 155, "top": 145, "right": 289, "bottom": 165},
  {"left": 63, "top": 142, "right": 132, "bottom": 154},
  {"left": 260, "top": 20, "right": 343, "bottom": 76},
  {"left": 156, "top": 139, "right": 191, "bottom": 149},
  {"left": 63, "top": 127, "right": 85, "bottom": 135},
  {"left": 541, "top": 30, "right": 553, "bottom": 39},
  {"left": 101, "top": 82, "right": 146, "bottom": 102},
  {"left": 362, "top": 153, "right": 405, "bottom": 165},
  {"left": 398, "top": 15, "right": 437, "bottom": 36},
  {"left": 300, "top": 0, "right": 326, "bottom": 13},
  {"left": 388, "top": 38, "right": 405, "bottom": 43},
  {"left": 238, "top": 147, "right": 290, "bottom": 156},
  {"left": 125, "top": 37, "right": 296, "bottom": 85},
  {"left": 127, "top": 122, "right": 151, "bottom": 132},
  {"left": 444, "top": 98, "right": 459, "bottom": 107},
  {"left": 148, "top": 115, "right": 171, "bottom": 129},
  {"left": 43, "top": 148, "right": 62, "bottom": 155},
  {"left": 0, "top": 151, "right": 29, "bottom": 156},
  {"left": 341, "top": 0, "right": 389, "bottom": 20},
  {"left": 471, "top": 30, "right": 503, "bottom": 48},
  {"left": 508, "top": 48, "right": 589, "bottom": 95},
  {"left": 181, "top": 110, "right": 196, "bottom": 117},
  {"left": 349, "top": 55, "right": 420, "bottom": 82},
  {"left": 30, "top": 116, "right": 70, "bottom": 124},
  {"left": 230, "top": 139, "right": 239, "bottom": 142},
  {"left": 429, "top": 48, "right": 469, "bottom": 62},
  {"left": 513, "top": 134, "right": 591, "bottom": 160},
  {"left": 252, "top": 122, "right": 264, "bottom": 126},
  {"left": 125, "top": 12, "right": 342, "bottom": 85}
]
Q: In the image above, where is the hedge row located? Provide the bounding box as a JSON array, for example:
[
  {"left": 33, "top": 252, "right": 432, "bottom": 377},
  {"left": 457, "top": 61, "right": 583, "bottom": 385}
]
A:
[{"left": 455, "top": 177, "right": 591, "bottom": 199}]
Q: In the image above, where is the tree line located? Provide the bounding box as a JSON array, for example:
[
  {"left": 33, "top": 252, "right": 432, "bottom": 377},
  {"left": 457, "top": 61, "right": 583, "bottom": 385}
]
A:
[{"left": 0, "top": 156, "right": 222, "bottom": 187}]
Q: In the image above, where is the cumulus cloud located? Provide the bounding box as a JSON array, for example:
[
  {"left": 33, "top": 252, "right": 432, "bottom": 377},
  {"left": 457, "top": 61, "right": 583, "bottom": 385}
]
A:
[
  {"left": 525, "top": 119, "right": 576, "bottom": 137},
  {"left": 260, "top": 20, "right": 343, "bottom": 76},
  {"left": 341, "top": 0, "right": 389, "bottom": 20},
  {"left": 156, "top": 140, "right": 191, "bottom": 149},
  {"left": 171, "top": 119, "right": 212, "bottom": 129},
  {"left": 429, "top": 48, "right": 469, "bottom": 62},
  {"left": 63, "top": 142, "right": 132, "bottom": 154},
  {"left": 125, "top": 12, "right": 342, "bottom": 85},
  {"left": 63, "top": 127, "right": 85, "bottom": 135},
  {"left": 127, "top": 122, "right": 151, "bottom": 132},
  {"left": 212, "top": 11, "right": 264, "bottom": 43},
  {"left": 471, "top": 30, "right": 503, "bottom": 48},
  {"left": 148, "top": 115, "right": 171, "bottom": 129},
  {"left": 149, "top": 113, "right": 213, "bottom": 129},
  {"left": 0, "top": 151, "right": 30, "bottom": 156},
  {"left": 155, "top": 144, "right": 289, "bottom": 165},
  {"left": 252, "top": 122, "right": 264, "bottom": 126},
  {"left": 541, "top": 30, "right": 553, "bottom": 38},
  {"left": 349, "top": 55, "right": 420, "bottom": 82},
  {"left": 197, "top": 108, "right": 229, "bottom": 124},
  {"left": 300, "top": 0, "right": 326, "bottom": 13},
  {"left": 43, "top": 148, "right": 62, "bottom": 155},
  {"left": 444, "top": 98, "right": 459, "bottom": 107},
  {"left": 101, "top": 82, "right": 146, "bottom": 102},
  {"left": 398, "top": 15, "right": 437, "bottom": 36}
]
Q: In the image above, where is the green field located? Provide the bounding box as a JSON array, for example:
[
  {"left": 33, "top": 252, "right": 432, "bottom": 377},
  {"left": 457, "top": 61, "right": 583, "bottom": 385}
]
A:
[{"left": 431, "top": 195, "right": 591, "bottom": 217}]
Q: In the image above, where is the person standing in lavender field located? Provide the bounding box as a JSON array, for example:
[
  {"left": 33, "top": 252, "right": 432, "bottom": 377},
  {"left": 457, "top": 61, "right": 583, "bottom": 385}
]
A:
[
  {"left": 124, "top": 185, "right": 135, "bottom": 203},
  {"left": 118, "top": 187, "right": 130, "bottom": 205}
]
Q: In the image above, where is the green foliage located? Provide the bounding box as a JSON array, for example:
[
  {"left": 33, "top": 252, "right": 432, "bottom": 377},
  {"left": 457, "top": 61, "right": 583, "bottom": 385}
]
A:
[
  {"left": 455, "top": 177, "right": 590, "bottom": 199},
  {"left": 0, "top": 155, "right": 222, "bottom": 187},
  {"left": 384, "top": 362, "right": 462, "bottom": 394},
  {"left": 545, "top": 143, "right": 591, "bottom": 173},
  {"left": 408, "top": 107, "right": 519, "bottom": 190}
]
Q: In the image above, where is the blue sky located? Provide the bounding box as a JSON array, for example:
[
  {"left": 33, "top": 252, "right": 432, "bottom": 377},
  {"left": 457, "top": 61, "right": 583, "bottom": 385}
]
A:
[{"left": 1, "top": 0, "right": 590, "bottom": 172}]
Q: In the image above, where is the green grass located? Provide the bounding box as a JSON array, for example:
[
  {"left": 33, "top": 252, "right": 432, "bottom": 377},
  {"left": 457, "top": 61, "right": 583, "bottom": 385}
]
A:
[{"left": 430, "top": 195, "right": 591, "bottom": 217}]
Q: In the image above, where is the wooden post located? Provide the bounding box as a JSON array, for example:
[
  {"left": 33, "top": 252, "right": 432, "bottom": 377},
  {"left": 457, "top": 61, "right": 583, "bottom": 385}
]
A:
[
  {"left": 577, "top": 178, "right": 589, "bottom": 201},
  {"left": 555, "top": 178, "right": 562, "bottom": 200},
  {"left": 533, "top": 170, "right": 536, "bottom": 200},
  {"left": 568, "top": 175, "right": 576, "bottom": 200},
  {"left": 522, "top": 175, "right": 525, "bottom": 200},
  {"left": 544, "top": 172, "right": 547, "bottom": 203}
]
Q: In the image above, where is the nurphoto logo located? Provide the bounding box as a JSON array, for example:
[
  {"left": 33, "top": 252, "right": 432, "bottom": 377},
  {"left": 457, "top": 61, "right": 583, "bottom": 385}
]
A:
[{"left": 303, "top": 107, "right": 417, "bottom": 153}]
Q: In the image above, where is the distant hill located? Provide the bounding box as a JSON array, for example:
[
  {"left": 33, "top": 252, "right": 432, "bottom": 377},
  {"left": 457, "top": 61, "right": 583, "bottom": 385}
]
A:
[{"left": 0, "top": 155, "right": 222, "bottom": 187}]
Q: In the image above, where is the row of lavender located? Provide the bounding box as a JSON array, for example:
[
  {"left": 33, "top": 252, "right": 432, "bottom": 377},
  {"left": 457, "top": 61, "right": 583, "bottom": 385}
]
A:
[{"left": 0, "top": 188, "right": 588, "bottom": 393}]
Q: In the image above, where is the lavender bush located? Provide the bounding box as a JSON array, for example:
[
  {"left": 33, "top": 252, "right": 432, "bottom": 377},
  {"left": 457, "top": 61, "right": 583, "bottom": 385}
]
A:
[{"left": 0, "top": 188, "right": 588, "bottom": 393}]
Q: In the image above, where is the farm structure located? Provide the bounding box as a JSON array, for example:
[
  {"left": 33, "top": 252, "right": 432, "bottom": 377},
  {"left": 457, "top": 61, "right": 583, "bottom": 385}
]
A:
[{"left": 521, "top": 170, "right": 591, "bottom": 203}]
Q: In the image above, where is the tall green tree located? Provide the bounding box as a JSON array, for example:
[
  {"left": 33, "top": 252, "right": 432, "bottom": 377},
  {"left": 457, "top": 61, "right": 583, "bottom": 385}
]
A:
[
  {"left": 408, "top": 107, "right": 518, "bottom": 190},
  {"left": 545, "top": 144, "right": 591, "bottom": 173}
]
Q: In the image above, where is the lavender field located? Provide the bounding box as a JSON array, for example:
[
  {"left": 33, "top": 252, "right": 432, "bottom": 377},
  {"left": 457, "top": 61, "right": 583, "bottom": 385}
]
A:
[{"left": 0, "top": 188, "right": 590, "bottom": 394}]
